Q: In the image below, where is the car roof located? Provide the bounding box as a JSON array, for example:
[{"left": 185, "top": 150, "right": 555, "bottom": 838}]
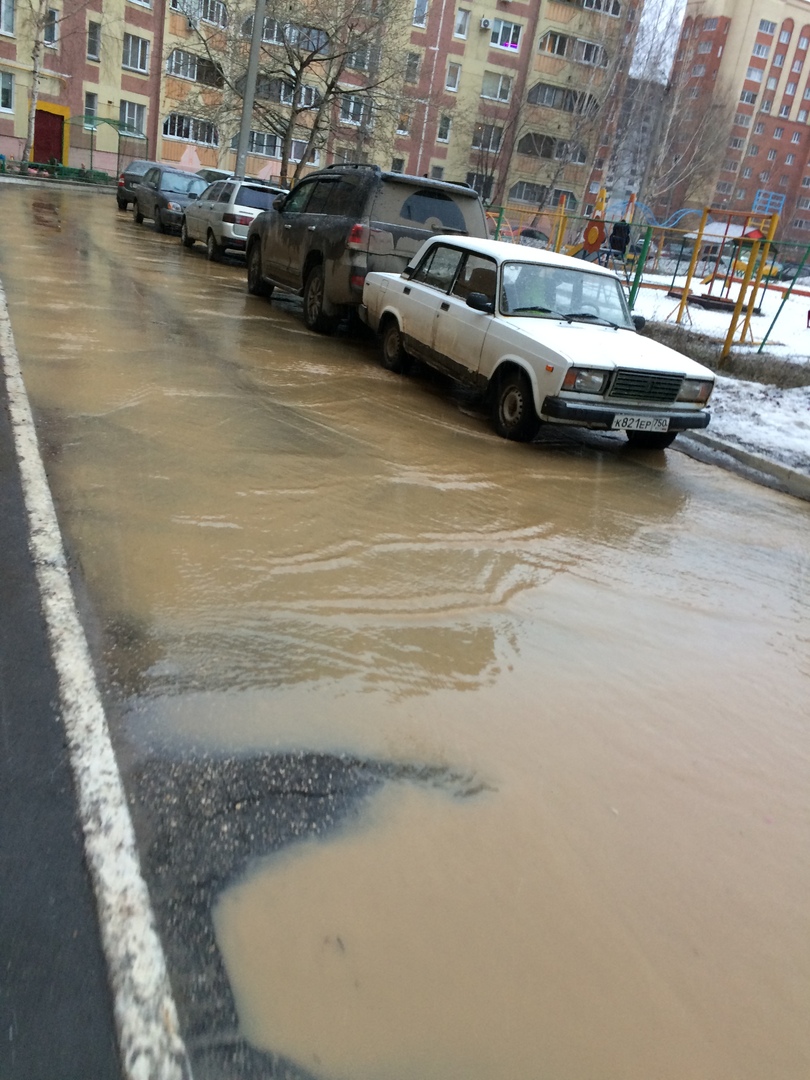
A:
[{"left": 416, "top": 235, "right": 620, "bottom": 279}]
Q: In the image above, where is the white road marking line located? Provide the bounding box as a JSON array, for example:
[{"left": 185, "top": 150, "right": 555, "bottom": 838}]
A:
[{"left": 0, "top": 279, "right": 193, "bottom": 1080}]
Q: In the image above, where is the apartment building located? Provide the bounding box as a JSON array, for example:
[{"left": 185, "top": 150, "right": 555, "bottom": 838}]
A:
[
  {"left": 675, "top": 0, "right": 810, "bottom": 242},
  {"left": 2, "top": 0, "right": 641, "bottom": 214}
]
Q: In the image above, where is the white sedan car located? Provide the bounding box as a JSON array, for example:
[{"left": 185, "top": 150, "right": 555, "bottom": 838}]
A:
[{"left": 361, "top": 236, "right": 714, "bottom": 448}]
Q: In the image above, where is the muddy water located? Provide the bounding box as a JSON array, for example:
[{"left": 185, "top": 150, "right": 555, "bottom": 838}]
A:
[{"left": 2, "top": 185, "right": 810, "bottom": 1079}]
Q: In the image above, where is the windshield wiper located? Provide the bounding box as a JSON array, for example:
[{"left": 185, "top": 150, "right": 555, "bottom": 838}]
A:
[
  {"left": 511, "top": 306, "right": 573, "bottom": 322},
  {"left": 567, "top": 312, "right": 621, "bottom": 329}
]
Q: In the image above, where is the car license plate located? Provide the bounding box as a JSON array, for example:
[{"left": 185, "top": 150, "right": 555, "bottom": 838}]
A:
[{"left": 611, "top": 415, "right": 670, "bottom": 432}]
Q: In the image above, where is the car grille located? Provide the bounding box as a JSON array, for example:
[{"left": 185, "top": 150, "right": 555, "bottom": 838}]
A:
[{"left": 607, "top": 370, "right": 683, "bottom": 404}]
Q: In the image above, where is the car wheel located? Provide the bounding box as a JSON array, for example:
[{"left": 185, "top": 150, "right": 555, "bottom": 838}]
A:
[
  {"left": 380, "top": 319, "right": 411, "bottom": 374},
  {"left": 625, "top": 430, "right": 678, "bottom": 450},
  {"left": 133, "top": 201, "right": 144, "bottom": 224},
  {"left": 206, "top": 231, "right": 223, "bottom": 261},
  {"left": 492, "top": 369, "right": 540, "bottom": 442},
  {"left": 117, "top": 196, "right": 127, "bottom": 211},
  {"left": 303, "top": 264, "right": 339, "bottom": 334},
  {"left": 180, "top": 219, "right": 194, "bottom": 248},
  {"left": 154, "top": 208, "right": 165, "bottom": 233},
  {"left": 246, "top": 243, "right": 271, "bottom": 297}
]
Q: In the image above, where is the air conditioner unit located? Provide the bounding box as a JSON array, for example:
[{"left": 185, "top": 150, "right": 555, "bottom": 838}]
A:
[{"left": 480, "top": 17, "right": 491, "bottom": 29}]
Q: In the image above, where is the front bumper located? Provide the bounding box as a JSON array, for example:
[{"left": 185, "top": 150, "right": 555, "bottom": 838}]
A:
[{"left": 541, "top": 396, "right": 711, "bottom": 432}]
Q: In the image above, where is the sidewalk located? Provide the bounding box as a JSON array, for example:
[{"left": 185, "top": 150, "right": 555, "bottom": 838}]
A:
[{"left": 0, "top": 380, "right": 122, "bottom": 1079}]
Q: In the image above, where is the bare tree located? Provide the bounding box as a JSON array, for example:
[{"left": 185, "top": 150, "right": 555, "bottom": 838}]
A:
[{"left": 168, "top": 0, "right": 409, "bottom": 186}]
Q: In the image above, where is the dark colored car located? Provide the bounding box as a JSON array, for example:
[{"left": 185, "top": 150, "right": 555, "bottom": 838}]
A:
[
  {"left": 131, "top": 167, "right": 208, "bottom": 233},
  {"left": 116, "top": 158, "right": 160, "bottom": 210},
  {"left": 245, "top": 163, "right": 488, "bottom": 333}
]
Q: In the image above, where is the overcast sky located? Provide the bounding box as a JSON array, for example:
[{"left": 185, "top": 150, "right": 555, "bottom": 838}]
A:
[{"left": 630, "top": 0, "right": 688, "bottom": 80}]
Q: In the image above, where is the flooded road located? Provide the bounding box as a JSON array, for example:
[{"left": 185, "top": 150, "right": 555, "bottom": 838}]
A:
[{"left": 2, "top": 183, "right": 809, "bottom": 1079}]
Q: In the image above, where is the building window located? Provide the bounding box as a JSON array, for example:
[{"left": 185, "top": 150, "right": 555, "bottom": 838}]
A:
[
  {"left": 697, "top": 41, "right": 711, "bottom": 53},
  {"left": 481, "top": 70, "right": 512, "bottom": 101},
  {"left": 539, "top": 31, "right": 568, "bottom": 56},
  {"left": 163, "top": 112, "right": 217, "bottom": 145},
  {"left": 779, "top": 174, "right": 789, "bottom": 186},
  {"left": 722, "top": 159, "right": 739, "bottom": 172},
  {"left": 0, "top": 71, "right": 13, "bottom": 110},
  {"left": 120, "top": 99, "right": 145, "bottom": 134},
  {"left": 347, "top": 44, "right": 381, "bottom": 73},
  {"left": 491, "top": 18, "right": 521, "bottom": 50},
  {"left": 167, "top": 48, "right": 196, "bottom": 79},
  {"left": 445, "top": 61, "right": 461, "bottom": 91},
  {"left": 122, "top": 33, "right": 149, "bottom": 73},
  {"left": 437, "top": 114, "right": 451, "bottom": 142},
  {"left": 754, "top": 122, "right": 765, "bottom": 133},
  {"left": 786, "top": 82, "right": 797, "bottom": 95},
  {"left": 792, "top": 131, "right": 802, "bottom": 142},
  {"left": 742, "top": 167, "right": 752, "bottom": 178},
  {"left": 87, "top": 20, "right": 100, "bottom": 60},
  {"left": 201, "top": 0, "right": 227, "bottom": 28},
  {"left": 798, "top": 196, "right": 810, "bottom": 208},
  {"left": 779, "top": 29, "right": 791, "bottom": 44},
  {"left": 693, "top": 64, "right": 706, "bottom": 77},
  {"left": 759, "top": 20, "right": 776, "bottom": 35},
  {"left": 767, "top": 148, "right": 777, "bottom": 160},
  {"left": 404, "top": 52, "right": 420, "bottom": 83},
  {"left": 575, "top": 39, "right": 606, "bottom": 66},
  {"left": 779, "top": 104, "right": 790, "bottom": 117},
  {"left": 792, "top": 60, "right": 802, "bottom": 73},
  {"left": 774, "top": 126, "right": 784, "bottom": 138},
  {"left": 761, "top": 98, "right": 772, "bottom": 112},
  {"left": 773, "top": 53, "right": 784, "bottom": 67},
  {"left": 740, "top": 89, "right": 757, "bottom": 104},
  {"left": 703, "top": 17, "right": 718, "bottom": 30},
  {"left": 752, "top": 43, "right": 769, "bottom": 58},
  {"left": 729, "top": 136, "right": 744, "bottom": 148},
  {"left": 430, "top": 165, "right": 444, "bottom": 180},
  {"left": 83, "top": 91, "right": 97, "bottom": 127},
  {"left": 799, "top": 109, "right": 808, "bottom": 122},
  {"left": 517, "top": 132, "right": 556, "bottom": 158},
  {"left": 583, "top": 0, "right": 621, "bottom": 14},
  {"left": 803, "top": 176, "right": 810, "bottom": 187},
  {"left": 792, "top": 218, "right": 810, "bottom": 228},
  {"left": 800, "top": 36, "right": 809, "bottom": 49},
  {"left": 736, "top": 188, "right": 746, "bottom": 199},
  {"left": 396, "top": 109, "right": 411, "bottom": 135},
  {"left": 412, "top": 0, "right": 427, "bottom": 27},
  {"left": 767, "top": 76, "right": 777, "bottom": 89},
  {"left": 340, "top": 94, "right": 372, "bottom": 125},
  {"left": 0, "top": 0, "right": 14, "bottom": 35},
  {"left": 747, "top": 143, "right": 759, "bottom": 156},
  {"left": 391, "top": 157, "right": 404, "bottom": 172},
  {"left": 508, "top": 180, "right": 545, "bottom": 204},
  {"left": 734, "top": 113, "right": 752, "bottom": 127},
  {"left": 745, "top": 66, "right": 761, "bottom": 82},
  {"left": 454, "top": 8, "right": 469, "bottom": 37},
  {"left": 716, "top": 181, "right": 733, "bottom": 194},
  {"left": 472, "top": 123, "right": 502, "bottom": 152},
  {"left": 467, "top": 173, "right": 493, "bottom": 200},
  {"left": 43, "top": 8, "right": 57, "bottom": 46}
]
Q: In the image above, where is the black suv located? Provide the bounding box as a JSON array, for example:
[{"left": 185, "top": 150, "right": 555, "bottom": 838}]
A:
[{"left": 245, "top": 164, "right": 489, "bottom": 332}]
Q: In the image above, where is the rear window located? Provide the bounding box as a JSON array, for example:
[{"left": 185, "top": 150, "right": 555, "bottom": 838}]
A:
[
  {"left": 126, "top": 160, "right": 154, "bottom": 176},
  {"left": 374, "top": 181, "right": 486, "bottom": 235},
  {"left": 235, "top": 186, "right": 277, "bottom": 210}
]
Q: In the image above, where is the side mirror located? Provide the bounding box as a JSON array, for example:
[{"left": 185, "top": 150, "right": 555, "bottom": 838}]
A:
[
  {"left": 467, "top": 292, "right": 494, "bottom": 313},
  {"left": 273, "top": 194, "right": 286, "bottom": 210},
  {"left": 401, "top": 266, "right": 414, "bottom": 279},
  {"left": 188, "top": 192, "right": 199, "bottom": 200},
  {"left": 632, "top": 314, "right": 646, "bottom": 331}
]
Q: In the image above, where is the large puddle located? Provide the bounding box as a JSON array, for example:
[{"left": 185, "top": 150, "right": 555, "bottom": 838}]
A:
[{"left": 2, "top": 185, "right": 809, "bottom": 1079}]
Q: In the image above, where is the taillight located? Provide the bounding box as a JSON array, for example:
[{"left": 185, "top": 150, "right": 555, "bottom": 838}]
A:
[
  {"left": 223, "top": 213, "right": 252, "bottom": 226},
  {"left": 347, "top": 223, "right": 367, "bottom": 248},
  {"left": 118, "top": 174, "right": 125, "bottom": 187}
]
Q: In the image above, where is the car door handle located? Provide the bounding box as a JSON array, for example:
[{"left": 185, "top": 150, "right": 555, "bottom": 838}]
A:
[
  {"left": 307, "top": 226, "right": 316, "bottom": 232},
  {"left": 283, "top": 224, "right": 292, "bottom": 230},
  {"left": 440, "top": 302, "right": 450, "bottom": 311},
  {"left": 404, "top": 286, "right": 411, "bottom": 295}
]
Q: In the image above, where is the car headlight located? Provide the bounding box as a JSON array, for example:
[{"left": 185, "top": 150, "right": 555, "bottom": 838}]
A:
[
  {"left": 677, "top": 378, "right": 714, "bottom": 404},
  {"left": 562, "top": 367, "right": 609, "bottom": 394},
  {"left": 165, "top": 201, "right": 181, "bottom": 212}
]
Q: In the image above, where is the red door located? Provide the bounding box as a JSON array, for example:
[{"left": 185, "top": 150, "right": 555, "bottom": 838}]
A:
[{"left": 33, "top": 110, "right": 63, "bottom": 164}]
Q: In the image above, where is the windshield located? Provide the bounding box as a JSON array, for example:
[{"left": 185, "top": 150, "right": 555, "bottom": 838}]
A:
[
  {"left": 163, "top": 174, "right": 208, "bottom": 195},
  {"left": 501, "top": 261, "right": 634, "bottom": 328}
]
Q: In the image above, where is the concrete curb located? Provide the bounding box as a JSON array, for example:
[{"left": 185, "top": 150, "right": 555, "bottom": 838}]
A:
[
  {"left": 677, "top": 430, "right": 810, "bottom": 502},
  {"left": 0, "top": 174, "right": 117, "bottom": 194}
]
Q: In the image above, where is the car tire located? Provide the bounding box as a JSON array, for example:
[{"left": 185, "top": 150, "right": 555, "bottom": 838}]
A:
[
  {"left": 155, "top": 208, "right": 165, "bottom": 233},
  {"left": 303, "top": 264, "right": 339, "bottom": 334},
  {"left": 180, "top": 219, "right": 194, "bottom": 248},
  {"left": 625, "top": 430, "right": 678, "bottom": 450},
  {"left": 206, "top": 231, "right": 223, "bottom": 261},
  {"left": 246, "top": 243, "right": 271, "bottom": 297},
  {"left": 380, "top": 319, "right": 411, "bottom": 374},
  {"left": 117, "top": 196, "right": 127, "bottom": 211},
  {"left": 492, "top": 369, "right": 540, "bottom": 442},
  {"left": 133, "top": 201, "right": 144, "bottom": 224}
]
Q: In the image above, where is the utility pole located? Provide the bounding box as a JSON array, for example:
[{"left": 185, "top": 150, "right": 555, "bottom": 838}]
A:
[{"left": 234, "top": 0, "right": 268, "bottom": 178}]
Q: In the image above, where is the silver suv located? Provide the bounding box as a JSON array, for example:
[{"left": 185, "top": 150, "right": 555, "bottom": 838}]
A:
[
  {"left": 245, "top": 164, "right": 489, "bottom": 333},
  {"left": 181, "top": 178, "right": 287, "bottom": 260}
]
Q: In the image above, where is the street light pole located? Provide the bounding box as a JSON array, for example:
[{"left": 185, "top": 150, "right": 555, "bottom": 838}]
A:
[{"left": 234, "top": 0, "right": 268, "bottom": 178}]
